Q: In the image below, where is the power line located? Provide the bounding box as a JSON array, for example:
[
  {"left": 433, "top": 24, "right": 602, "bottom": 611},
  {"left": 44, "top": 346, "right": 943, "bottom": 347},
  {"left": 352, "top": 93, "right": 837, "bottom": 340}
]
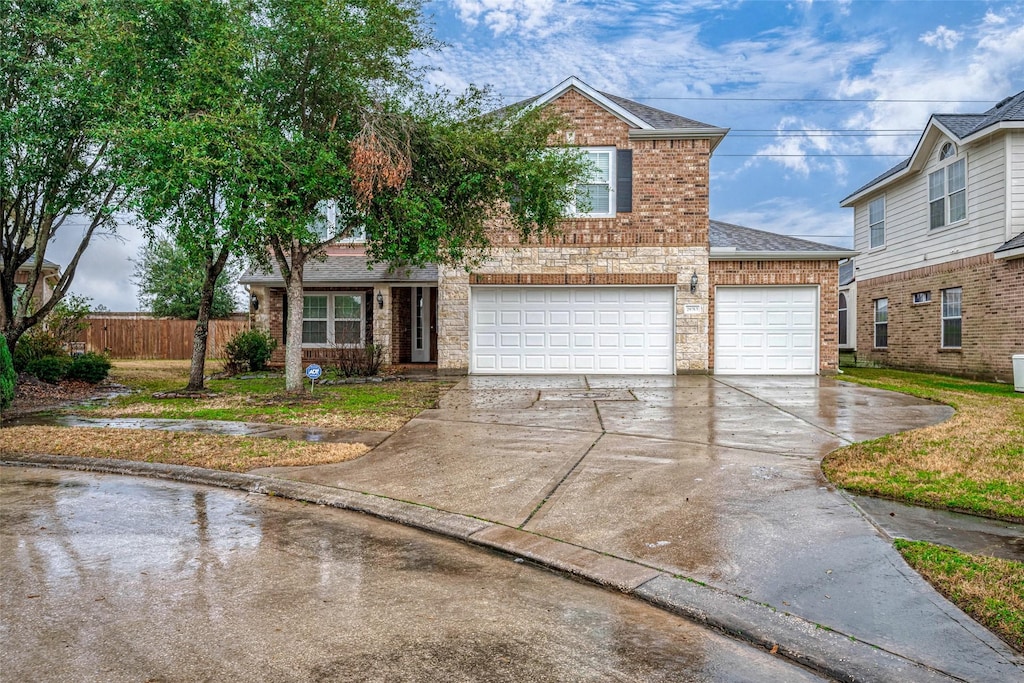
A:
[
  {"left": 716, "top": 153, "right": 908, "bottom": 157},
  {"left": 727, "top": 132, "right": 916, "bottom": 137},
  {"left": 631, "top": 96, "right": 992, "bottom": 104}
]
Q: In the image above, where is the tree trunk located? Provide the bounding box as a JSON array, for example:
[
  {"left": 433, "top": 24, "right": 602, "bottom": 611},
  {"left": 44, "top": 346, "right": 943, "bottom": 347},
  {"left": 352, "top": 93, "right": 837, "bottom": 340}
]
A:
[
  {"left": 284, "top": 254, "right": 306, "bottom": 392},
  {"left": 186, "top": 248, "right": 232, "bottom": 392}
]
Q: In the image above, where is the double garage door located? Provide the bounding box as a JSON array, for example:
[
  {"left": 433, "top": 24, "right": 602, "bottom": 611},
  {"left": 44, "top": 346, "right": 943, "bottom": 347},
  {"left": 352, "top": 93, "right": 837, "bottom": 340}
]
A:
[
  {"left": 469, "top": 285, "right": 819, "bottom": 375},
  {"left": 471, "top": 287, "right": 674, "bottom": 374}
]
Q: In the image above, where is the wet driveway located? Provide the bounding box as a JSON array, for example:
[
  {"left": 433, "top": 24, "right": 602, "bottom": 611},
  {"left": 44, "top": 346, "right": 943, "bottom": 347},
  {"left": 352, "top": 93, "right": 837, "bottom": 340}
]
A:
[
  {"left": 0, "top": 466, "right": 826, "bottom": 682},
  {"left": 255, "top": 375, "right": 1023, "bottom": 681}
]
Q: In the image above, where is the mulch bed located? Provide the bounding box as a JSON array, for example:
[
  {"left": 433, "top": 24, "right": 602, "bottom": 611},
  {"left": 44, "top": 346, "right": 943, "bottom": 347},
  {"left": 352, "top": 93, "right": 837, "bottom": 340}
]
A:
[{"left": 3, "top": 374, "right": 114, "bottom": 419}]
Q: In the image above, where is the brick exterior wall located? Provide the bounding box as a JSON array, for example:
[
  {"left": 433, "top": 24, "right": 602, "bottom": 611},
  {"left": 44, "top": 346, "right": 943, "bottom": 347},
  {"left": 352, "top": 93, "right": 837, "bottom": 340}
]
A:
[
  {"left": 709, "top": 260, "right": 840, "bottom": 374},
  {"left": 263, "top": 286, "right": 374, "bottom": 367},
  {"left": 856, "top": 253, "right": 1024, "bottom": 381},
  {"left": 391, "top": 286, "right": 411, "bottom": 364},
  {"left": 486, "top": 89, "right": 711, "bottom": 249},
  {"left": 437, "top": 89, "right": 714, "bottom": 374}
]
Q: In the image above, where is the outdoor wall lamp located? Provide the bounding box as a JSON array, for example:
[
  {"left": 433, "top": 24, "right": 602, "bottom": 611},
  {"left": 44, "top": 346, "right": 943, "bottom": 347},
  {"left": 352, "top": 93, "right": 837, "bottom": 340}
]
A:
[
  {"left": 250, "top": 294, "right": 259, "bottom": 311},
  {"left": 690, "top": 271, "right": 698, "bottom": 294},
  {"left": 376, "top": 291, "right": 384, "bottom": 309}
]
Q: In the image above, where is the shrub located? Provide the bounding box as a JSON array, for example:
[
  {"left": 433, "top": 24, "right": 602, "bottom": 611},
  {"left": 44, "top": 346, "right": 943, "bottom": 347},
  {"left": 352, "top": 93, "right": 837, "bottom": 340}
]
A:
[
  {"left": 336, "top": 344, "right": 385, "bottom": 377},
  {"left": 67, "top": 352, "right": 112, "bottom": 384},
  {"left": 1, "top": 338, "right": 15, "bottom": 411},
  {"left": 26, "top": 355, "right": 72, "bottom": 384},
  {"left": 225, "top": 328, "right": 277, "bottom": 374},
  {"left": 12, "top": 332, "right": 68, "bottom": 372}
]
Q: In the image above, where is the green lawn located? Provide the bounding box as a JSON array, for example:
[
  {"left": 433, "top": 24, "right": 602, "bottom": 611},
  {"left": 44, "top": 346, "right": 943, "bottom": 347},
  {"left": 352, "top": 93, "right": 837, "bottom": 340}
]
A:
[{"left": 823, "top": 368, "right": 1024, "bottom": 521}]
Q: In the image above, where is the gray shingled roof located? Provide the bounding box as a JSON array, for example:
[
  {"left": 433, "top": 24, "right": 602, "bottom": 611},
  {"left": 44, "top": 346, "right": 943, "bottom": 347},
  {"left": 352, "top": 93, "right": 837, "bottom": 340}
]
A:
[
  {"left": 240, "top": 257, "right": 437, "bottom": 286},
  {"left": 599, "top": 91, "right": 720, "bottom": 130},
  {"left": 995, "top": 231, "right": 1024, "bottom": 253},
  {"left": 843, "top": 90, "right": 1024, "bottom": 203},
  {"left": 494, "top": 86, "right": 720, "bottom": 131},
  {"left": 934, "top": 90, "right": 1024, "bottom": 138},
  {"left": 1, "top": 254, "right": 61, "bottom": 270},
  {"left": 709, "top": 219, "right": 851, "bottom": 253}
]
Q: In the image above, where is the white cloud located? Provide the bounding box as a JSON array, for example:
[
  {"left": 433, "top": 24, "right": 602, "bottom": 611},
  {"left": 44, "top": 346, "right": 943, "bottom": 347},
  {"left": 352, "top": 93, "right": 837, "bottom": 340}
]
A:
[
  {"left": 840, "top": 11, "right": 1024, "bottom": 155},
  {"left": 448, "top": 0, "right": 573, "bottom": 37},
  {"left": 716, "top": 199, "right": 853, "bottom": 248},
  {"left": 919, "top": 26, "right": 962, "bottom": 51}
]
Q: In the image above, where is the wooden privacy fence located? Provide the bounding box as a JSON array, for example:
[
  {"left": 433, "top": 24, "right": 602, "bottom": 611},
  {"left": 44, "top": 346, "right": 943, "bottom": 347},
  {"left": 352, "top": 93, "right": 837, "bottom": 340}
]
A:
[{"left": 77, "top": 314, "right": 249, "bottom": 360}]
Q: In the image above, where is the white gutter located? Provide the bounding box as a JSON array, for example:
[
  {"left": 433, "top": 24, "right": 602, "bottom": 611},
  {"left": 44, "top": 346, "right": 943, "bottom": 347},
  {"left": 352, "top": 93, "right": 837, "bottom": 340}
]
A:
[{"left": 710, "top": 248, "right": 859, "bottom": 261}]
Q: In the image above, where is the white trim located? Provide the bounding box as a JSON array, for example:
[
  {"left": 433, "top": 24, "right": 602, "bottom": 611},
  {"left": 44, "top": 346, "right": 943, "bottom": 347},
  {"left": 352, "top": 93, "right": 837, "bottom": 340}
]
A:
[
  {"left": 568, "top": 146, "right": 616, "bottom": 218},
  {"left": 709, "top": 248, "right": 857, "bottom": 260},
  {"left": 994, "top": 245, "right": 1024, "bottom": 260},
  {"left": 1006, "top": 135, "right": 1014, "bottom": 242}
]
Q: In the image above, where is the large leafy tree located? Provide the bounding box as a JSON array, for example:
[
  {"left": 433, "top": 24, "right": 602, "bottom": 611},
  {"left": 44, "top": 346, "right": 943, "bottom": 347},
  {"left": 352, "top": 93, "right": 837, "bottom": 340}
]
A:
[
  {"left": 0, "top": 0, "right": 131, "bottom": 350},
  {"left": 246, "top": 0, "right": 587, "bottom": 391},
  {"left": 116, "top": 0, "right": 261, "bottom": 391},
  {"left": 133, "top": 236, "right": 239, "bottom": 321}
]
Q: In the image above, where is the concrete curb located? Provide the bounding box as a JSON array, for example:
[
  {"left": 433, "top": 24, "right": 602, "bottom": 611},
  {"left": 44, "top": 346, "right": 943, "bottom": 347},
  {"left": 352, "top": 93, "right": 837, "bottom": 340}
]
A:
[{"left": 3, "top": 454, "right": 961, "bottom": 683}]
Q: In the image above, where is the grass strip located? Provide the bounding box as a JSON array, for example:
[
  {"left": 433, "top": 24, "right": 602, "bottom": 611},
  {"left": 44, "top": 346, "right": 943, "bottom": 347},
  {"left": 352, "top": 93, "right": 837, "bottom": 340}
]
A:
[
  {"left": 895, "top": 539, "right": 1023, "bottom": 652},
  {"left": 4, "top": 426, "right": 369, "bottom": 473},
  {"left": 823, "top": 368, "right": 1024, "bottom": 521}
]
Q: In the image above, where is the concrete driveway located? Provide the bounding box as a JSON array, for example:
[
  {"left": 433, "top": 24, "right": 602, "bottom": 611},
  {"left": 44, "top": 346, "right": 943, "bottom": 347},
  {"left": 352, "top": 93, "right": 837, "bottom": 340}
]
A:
[{"left": 260, "top": 375, "right": 1023, "bottom": 681}]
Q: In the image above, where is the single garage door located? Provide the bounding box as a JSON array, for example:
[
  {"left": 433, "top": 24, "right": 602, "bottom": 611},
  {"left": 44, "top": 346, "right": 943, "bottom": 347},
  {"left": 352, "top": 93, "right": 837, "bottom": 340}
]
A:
[
  {"left": 715, "top": 286, "right": 818, "bottom": 375},
  {"left": 471, "top": 286, "right": 674, "bottom": 374}
]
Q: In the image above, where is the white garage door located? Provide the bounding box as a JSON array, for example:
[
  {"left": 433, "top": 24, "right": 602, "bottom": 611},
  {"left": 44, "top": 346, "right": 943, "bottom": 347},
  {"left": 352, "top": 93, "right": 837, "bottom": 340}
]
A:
[
  {"left": 715, "top": 286, "right": 818, "bottom": 375},
  {"left": 471, "top": 287, "right": 674, "bottom": 374}
]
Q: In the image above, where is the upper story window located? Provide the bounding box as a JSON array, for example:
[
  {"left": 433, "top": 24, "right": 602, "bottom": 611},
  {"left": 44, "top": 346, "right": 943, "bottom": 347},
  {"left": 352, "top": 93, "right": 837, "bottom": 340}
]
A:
[
  {"left": 928, "top": 154, "right": 966, "bottom": 229},
  {"left": 868, "top": 196, "right": 885, "bottom": 248},
  {"left": 569, "top": 147, "right": 616, "bottom": 218},
  {"left": 314, "top": 198, "right": 366, "bottom": 243},
  {"left": 939, "top": 142, "right": 956, "bottom": 160}
]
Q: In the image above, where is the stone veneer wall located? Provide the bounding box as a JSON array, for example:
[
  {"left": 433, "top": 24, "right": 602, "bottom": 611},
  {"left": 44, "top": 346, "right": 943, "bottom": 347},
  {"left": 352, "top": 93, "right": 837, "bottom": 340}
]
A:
[
  {"left": 709, "top": 260, "right": 841, "bottom": 375},
  {"left": 438, "top": 246, "right": 709, "bottom": 373},
  {"left": 855, "top": 253, "right": 1023, "bottom": 381}
]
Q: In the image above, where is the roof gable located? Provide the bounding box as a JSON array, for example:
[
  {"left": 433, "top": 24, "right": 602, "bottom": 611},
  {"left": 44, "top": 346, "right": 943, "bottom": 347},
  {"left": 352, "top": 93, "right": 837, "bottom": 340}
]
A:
[{"left": 842, "top": 89, "right": 1024, "bottom": 206}]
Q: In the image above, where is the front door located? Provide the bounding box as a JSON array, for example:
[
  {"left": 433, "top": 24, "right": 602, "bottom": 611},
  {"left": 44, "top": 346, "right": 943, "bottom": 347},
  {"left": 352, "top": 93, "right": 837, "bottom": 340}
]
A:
[{"left": 411, "top": 286, "right": 431, "bottom": 362}]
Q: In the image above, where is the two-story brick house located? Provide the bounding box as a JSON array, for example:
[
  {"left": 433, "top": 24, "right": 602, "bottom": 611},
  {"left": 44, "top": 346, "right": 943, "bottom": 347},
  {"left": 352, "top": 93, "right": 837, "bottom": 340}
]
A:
[
  {"left": 244, "top": 77, "right": 854, "bottom": 375},
  {"left": 840, "top": 90, "right": 1024, "bottom": 381}
]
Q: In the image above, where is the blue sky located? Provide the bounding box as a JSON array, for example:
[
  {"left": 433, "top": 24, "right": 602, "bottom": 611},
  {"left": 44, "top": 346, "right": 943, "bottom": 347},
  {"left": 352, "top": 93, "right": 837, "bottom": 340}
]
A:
[{"left": 56, "top": 0, "right": 1024, "bottom": 310}]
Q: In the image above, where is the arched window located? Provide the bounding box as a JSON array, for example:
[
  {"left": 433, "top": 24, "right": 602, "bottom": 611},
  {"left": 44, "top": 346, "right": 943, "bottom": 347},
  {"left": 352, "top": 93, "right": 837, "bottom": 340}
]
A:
[
  {"left": 939, "top": 142, "right": 956, "bottom": 160},
  {"left": 838, "top": 292, "right": 848, "bottom": 346}
]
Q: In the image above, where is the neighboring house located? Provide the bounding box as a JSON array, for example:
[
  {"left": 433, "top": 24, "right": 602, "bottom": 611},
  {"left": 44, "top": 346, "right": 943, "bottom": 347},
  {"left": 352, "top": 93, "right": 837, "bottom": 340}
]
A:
[
  {"left": 244, "top": 76, "right": 855, "bottom": 375},
  {"left": 840, "top": 89, "right": 1024, "bottom": 381},
  {"left": 10, "top": 255, "right": 62, "bottom": 313}
]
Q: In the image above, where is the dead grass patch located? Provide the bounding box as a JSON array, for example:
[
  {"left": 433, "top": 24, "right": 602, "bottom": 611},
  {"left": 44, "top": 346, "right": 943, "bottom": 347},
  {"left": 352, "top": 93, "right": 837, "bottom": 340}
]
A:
[
  {"left": 4, "top": 426, "right": 369, "bottom": 472},
  {"left": 895, "top": 539, "right": 1023, "bottom": 651},
  {"left": 824, "top": 370, "right": 1024, "bottom": 521}
]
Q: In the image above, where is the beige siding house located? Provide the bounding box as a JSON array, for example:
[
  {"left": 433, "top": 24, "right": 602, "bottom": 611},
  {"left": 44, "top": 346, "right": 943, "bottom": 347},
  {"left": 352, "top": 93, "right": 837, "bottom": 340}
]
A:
[
  {"left": 840, "top": 90, "right": 1024, "bottom": 381},
  {"left": 245, "top": 77, "right": 855, "bottom": 375}
]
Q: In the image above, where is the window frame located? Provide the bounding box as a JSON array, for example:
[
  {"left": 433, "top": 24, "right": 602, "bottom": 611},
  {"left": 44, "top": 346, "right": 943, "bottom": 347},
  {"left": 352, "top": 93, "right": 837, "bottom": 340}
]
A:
[
  {"left": 568, "top": 146, "right": 616, "bottom": 219},
  {"left": 838, "top": 292, "right": 848, "bottom": 346},
  {"left": 928, "top": 152, "right": 967, "bottom": 230},
  {"left": 868, "top": 196, "right": 885, "bottom": 248},
  {"left": 941, "top": 287, "right": 962, "bottom": 349},
  {"left": 874, "top": 298, "right": 888, "bottom": 349},
  {"left": 301, "top": 292, "right": 366, "bottom": 348}
]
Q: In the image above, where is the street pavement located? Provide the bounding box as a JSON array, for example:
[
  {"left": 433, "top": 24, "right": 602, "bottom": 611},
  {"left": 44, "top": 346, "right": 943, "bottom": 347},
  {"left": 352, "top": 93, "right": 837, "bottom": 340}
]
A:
[{"left": 1, "top": 466, "right": 827, "bottom": 682}]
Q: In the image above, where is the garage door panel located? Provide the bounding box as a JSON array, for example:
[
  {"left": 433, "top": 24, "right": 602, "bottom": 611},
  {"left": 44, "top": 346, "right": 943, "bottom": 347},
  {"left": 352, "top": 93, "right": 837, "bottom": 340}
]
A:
[
  {"left": 471, "top": 286, "right": 674, "bottom": 374},
  {"left": 715, "top": 286, "right": 818, "bottom": 376}
]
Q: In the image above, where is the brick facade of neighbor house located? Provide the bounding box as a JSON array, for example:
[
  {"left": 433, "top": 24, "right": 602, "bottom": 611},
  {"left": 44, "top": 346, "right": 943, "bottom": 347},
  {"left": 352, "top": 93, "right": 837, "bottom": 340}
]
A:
[
  {"left": 264, "top": 287, "right": 374, "bottom": 367},
  {"left": 437, "top": 89, "right": 714, "bottom": 374},
  {"left": 709, "top": 260, "right": 841, "bottom": 374},
  {"left": 855, "top": 253, "right": 1024, "bottom": 381}
]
